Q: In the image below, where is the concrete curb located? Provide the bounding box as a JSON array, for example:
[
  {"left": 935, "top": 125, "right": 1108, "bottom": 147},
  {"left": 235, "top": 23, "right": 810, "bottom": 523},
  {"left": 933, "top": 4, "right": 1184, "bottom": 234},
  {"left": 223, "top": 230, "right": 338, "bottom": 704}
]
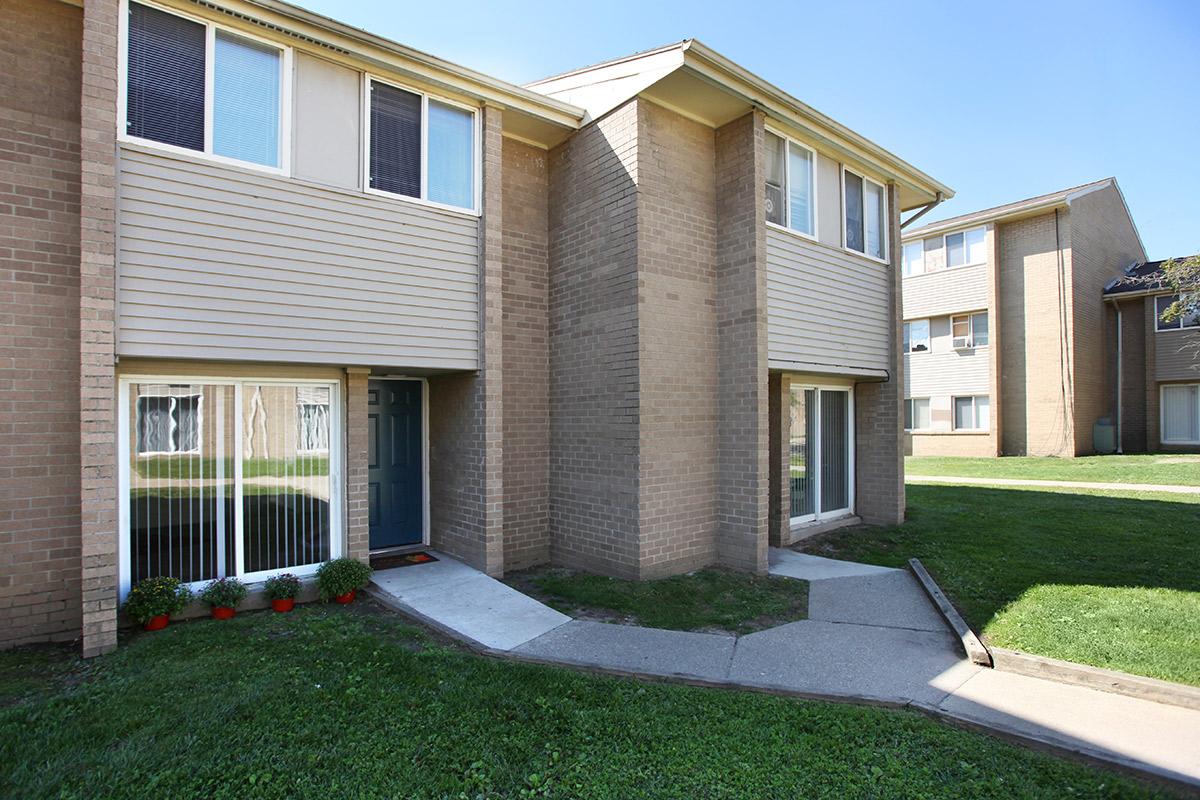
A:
[
  {"left": 991, "top": 647, "right": 1200, "bottom": 712},
  {"left": 906, "top": 558, "right": 992, "bottom": 667}
]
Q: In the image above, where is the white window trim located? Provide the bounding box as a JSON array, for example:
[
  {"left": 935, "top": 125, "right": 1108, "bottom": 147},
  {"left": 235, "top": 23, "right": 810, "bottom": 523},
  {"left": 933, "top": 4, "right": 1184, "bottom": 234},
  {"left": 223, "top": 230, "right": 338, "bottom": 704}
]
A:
[
  {"left": 764, "top": 127, "right": 818, "bottom": 242},
  {"left": 1154, "top": 294, "right": 1200, "bottom": 333},
  {"left": 901, "top": 240, "right": 925, "bottom": 277},
  {"left": 117, "top": 0, "right": 293, "bottom": 177},
  {"left": 840, "top": 165, "right": 889, "bottom": 264},
  {"left": 117, "top": 375, "right": 345, "bottom": 600},
  {"left": 135, "top": 389, "right": 204, "bottom": 457},
  {"left": 952, "top": 394, "right": 990, "bottom": 431},
  {"left": 362, "top": 73, "right": 483, "bottom": 216},
  {"left": 904, "top": 319, "right": 931, "bottom": 354},
  {"left": 951, "top": 311, "right": 988, "bottom": 349},
  {"left": 904, "top": 397, "right": 931, "bottom": 432},
  {"left": 941, "top": 226, "right": 988, "bottom": 270},
  {"left": 788, "top": 384, "right": 856, "bottom": 527},
  {"left": 1160, "top": 383, "right": 1200, "bottom": 444}
]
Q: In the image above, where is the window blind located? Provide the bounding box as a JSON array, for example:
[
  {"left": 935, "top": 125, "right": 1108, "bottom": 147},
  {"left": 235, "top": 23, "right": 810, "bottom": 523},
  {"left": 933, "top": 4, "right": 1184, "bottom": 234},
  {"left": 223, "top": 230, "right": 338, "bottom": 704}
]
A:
[
  {"left": 844, "top": 173, "right": 864, "bottom": 252},
  {"left": 127, "top": 2, "right": 205, "bottom": 151},
  {"left": 427, "top": 100, "right": 474, "bottom": 208},
  {"left": 213, "top": 31, "right": 281, "bottom": 167},
  {"left": 370, "top": 82, "right": 422, "bottom": 198}
]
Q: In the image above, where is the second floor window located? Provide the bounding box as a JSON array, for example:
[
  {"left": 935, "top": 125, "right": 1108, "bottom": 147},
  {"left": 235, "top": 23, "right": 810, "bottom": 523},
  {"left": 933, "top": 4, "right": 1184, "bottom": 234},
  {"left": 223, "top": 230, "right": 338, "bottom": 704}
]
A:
[
  {"left": 1155, "top": 295, "right": 1200, "bottom": 332},
  {"left": 902, "top": 241, "right": 924, "bottom": 277},
  {"left": 903, "top": 320, "right": 930, "bottom": 353},
  {"left": 125, "top": 2, "right": 285, "bottom": 169},
  {"left": 765, "top": 131, "right": 815, "bottom": 237},
  {"left": 946, "top": 227, "right": 987, "bottom": 268},
  {"left": 951, "top": 312, "right": 989, "bottom": 348},
  {"left": 369, "top": 79, "right": 477, "bottom": 211},
  {"left": 844, "top": 169, "right": 886, "bottom": 261}
]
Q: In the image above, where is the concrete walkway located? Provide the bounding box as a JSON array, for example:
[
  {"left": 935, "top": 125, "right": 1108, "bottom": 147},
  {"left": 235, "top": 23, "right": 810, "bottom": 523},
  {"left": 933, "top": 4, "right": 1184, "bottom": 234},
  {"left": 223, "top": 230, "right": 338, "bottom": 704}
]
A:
[
  {"left": 367, "top": 550, "right": 1200, "bottom": 789},
  {"left": 907, "top": 473, "right": 1200, "bottom": 495}
]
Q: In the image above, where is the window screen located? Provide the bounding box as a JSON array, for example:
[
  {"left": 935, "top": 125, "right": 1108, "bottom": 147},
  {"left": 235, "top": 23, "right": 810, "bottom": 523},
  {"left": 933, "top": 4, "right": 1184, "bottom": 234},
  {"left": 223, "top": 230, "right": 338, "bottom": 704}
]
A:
[
  {"left": 127, "top": 2, "right": 206, "bottom": 151},
  {"left": 370, "top": 82, "right": 422, "bottom": 198}
]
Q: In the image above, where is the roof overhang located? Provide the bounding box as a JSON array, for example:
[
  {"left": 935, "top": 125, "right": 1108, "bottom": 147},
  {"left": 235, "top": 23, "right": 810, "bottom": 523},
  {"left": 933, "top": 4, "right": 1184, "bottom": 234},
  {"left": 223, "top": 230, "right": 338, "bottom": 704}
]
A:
[{"left": 528, "top": 40, "right": 953, "bottom": 211}]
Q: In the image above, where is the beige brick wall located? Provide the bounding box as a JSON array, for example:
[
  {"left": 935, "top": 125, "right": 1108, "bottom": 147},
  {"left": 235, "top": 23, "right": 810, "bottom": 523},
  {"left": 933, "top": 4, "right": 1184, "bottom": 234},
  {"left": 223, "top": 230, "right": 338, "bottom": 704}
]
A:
[
  {"left": 1066, "top": 186, "right": 1146, "bottom": 453},
  {"left": 905, "top": 433, "right": 994, "bottom": 457},
  {"left": 0, "top": 0, "right": 84, "bottom": 649},
  {"left": 998, "top": 211, "right": 1076, "bottom": 457},
  {"left": 344, "top": 369, "right": 370, "bottom": 563},
  {"left": 501, "top": 138, "right": 550, "bottom": 570}
]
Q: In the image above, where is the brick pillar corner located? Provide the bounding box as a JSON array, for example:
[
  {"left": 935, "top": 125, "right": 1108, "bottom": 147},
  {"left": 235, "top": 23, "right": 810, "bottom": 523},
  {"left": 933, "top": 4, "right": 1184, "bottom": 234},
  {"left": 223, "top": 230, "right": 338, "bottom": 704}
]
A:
[
  {"left": 768, "top": 372, "right": 792, "bottom": 547},
  {"left": 480, "top": 103, "right": 505, "bottom": 576},
  {"left": 79, "top": 0, "right": 121, "bottom": 658},
  {"left": 344, "top": 368, "right": 371, "bottom": 565}
]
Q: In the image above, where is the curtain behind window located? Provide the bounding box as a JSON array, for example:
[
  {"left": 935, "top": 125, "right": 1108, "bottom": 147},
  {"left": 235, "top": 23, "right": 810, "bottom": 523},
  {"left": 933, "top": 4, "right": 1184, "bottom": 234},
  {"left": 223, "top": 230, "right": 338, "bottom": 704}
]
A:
[{"left": 127, "top": 2, "right": 205, "bottom": 151}]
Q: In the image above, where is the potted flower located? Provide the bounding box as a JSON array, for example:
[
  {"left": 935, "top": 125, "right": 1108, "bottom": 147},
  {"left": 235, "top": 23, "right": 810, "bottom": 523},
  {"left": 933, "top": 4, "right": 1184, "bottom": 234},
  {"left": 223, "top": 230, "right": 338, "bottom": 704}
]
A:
[
  {"left": 264, "top": 573, "right": 301, "bottom": 612},
  {"left": 122, "top": 576, "right": 193, "bottom": 631},
  {"left": 199, "top": 577, "right": 248, "bottom": 619},
  {"left": 316, "top": 558, "right": 372, "bottom": 604}
]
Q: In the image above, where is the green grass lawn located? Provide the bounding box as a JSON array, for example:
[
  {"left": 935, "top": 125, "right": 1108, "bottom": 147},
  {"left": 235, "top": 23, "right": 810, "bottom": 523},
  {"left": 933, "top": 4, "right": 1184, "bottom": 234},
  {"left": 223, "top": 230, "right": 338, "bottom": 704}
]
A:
[
  {"left": 505, "top": 568, "right": 808, "bottom": 635},
  {"left": 905, "top": 454, "right": 1200, "bottom": 486},
  {"left": 802, "top": 484, "right": 1200, "bottom": 685},
  {"left": 0, "top": 605, "right": 1180, "bottom": 799}
]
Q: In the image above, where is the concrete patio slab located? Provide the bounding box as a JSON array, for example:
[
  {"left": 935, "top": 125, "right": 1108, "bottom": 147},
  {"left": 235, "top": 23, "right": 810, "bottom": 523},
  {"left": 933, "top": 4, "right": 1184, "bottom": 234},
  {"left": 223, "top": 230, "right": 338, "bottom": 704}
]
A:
[
  {"left": 515, "top": 620, "right": 737, "bottom": 682},
  {"left": 729, "top": 619, "right": 978, "bottom": 706},
  {"left": 936, "top": 668, "right": 1200, "bottom": 787},
  {"left": 769, "top": 549, "right": 898, "bottom": 581},
  {"left": 368, "top": 553, "right": 570, "bottom": 651},
  {"left": 807, "top": 571, "right": 948, "bottom": 633}
]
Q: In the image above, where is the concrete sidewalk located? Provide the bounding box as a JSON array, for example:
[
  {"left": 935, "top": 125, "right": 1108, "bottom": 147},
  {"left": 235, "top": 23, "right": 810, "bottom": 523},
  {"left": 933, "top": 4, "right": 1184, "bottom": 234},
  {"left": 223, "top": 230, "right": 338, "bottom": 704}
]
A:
[
  {"left": 368, "top": 549, "right": 1200, "bottom": 789},
  {"left": 906, "top": 474, "right": 1200, "bottom": 495}
]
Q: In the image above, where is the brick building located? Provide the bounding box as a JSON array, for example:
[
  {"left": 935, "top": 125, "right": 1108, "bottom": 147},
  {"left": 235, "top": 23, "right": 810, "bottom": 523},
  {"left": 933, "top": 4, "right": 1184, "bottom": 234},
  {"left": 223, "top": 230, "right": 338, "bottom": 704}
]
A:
[{"left": 2, "top": 0, "right": 951, "bottom": 654}]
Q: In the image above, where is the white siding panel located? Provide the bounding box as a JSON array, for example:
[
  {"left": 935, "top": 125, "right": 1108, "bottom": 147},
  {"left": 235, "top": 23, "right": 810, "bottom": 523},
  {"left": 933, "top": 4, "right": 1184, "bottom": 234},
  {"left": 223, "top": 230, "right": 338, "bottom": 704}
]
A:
[
  {"left": 903, "top": 264, "right": 988, "bottom": 320},
  {"left": 905, "top": 349, "right": 991, "bottom": 397},
  {"left": 767, "top": 228, "right": 890, "bottom": 373},
  {"left": 117, "top": 145, "right": 480, "bottom": 368}
]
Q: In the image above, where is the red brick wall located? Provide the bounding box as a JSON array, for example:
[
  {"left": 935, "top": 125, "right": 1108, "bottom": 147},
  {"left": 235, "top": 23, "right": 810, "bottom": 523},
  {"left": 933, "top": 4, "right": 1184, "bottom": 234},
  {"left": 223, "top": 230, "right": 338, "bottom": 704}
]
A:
[{"left": 0, "top": 0, "right": 84, "bottom": 648}]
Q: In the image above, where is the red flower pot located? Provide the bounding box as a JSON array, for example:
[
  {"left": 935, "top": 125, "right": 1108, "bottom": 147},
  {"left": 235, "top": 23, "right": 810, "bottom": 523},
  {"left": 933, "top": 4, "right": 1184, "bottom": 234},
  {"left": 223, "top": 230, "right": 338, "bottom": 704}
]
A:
[
  {"left": 271, "top": 598, "right": 295, "bottom": 613},
  {"left": 211, "top": 606, "right": 236, "bottom": 620},
  {"left": 143, "top": 614, "right": 170, "bottom": 631},
  {"left": 334, "top": 590, "right": 356, "bottom": 605}
]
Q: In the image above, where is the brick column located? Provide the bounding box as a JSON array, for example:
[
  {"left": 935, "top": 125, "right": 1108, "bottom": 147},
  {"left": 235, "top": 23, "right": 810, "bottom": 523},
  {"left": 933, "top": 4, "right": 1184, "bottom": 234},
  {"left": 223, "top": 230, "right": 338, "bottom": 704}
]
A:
[
  {"left": 713, "top": 111, "right": 769, "bottom": 573},
  {"left": 854, "top": 183, "right": 905, "bottom": 526},
  {"left": 344, "top": 368, "right": 370, "bottom": 564},
  {"left": 768, "top": 372, "right": 792, "bottom": 547},
  {"left": 79, "top": 0, "right": 120, "bottom": 658},
  {"left": 480, "top": 103, "right": 505, "bottom": 575}
]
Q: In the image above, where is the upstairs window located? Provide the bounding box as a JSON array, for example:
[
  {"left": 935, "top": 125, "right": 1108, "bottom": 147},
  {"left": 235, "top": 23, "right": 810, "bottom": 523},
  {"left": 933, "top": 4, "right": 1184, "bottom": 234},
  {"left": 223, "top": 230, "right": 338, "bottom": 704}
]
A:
[
  {"left": 1155, "top": 294, "right": 1200, "bottom": 332},
  {"left": 951, "top": 312, "right": 989, "bottom": 348},
  {"left": 125, "top": 2, "right": 287, "bottom": 170},
  {"left": 903, "top": 320, "right": 930, "bottom": 353},
  {"left": 368, "top": 78, "right": 478, "bottom": 212},
  {"left": 902, "top": 241, "right": 924, "bottom": 277},
  {"left": 946, "top": 227, "right": 987, "bottom": 268},
  {"left": 765, "top": 131, "right": 815, "bottom": 237},
  {"left": 844, "top": 168, "right": 886, "bottom": 261}
]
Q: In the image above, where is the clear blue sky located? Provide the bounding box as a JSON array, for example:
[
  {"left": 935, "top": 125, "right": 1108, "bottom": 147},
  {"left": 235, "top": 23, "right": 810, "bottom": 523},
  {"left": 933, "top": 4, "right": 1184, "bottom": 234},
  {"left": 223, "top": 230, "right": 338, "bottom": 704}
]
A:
[{"left": 300, "top": 0, "right": 1198, "bottom": 259}]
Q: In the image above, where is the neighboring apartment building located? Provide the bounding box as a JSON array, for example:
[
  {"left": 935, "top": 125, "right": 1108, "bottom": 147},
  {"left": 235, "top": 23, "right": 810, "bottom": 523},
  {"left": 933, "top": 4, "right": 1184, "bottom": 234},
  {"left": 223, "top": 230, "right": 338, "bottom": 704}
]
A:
[
  {"left": 2, "top": 0, "right": 950, "bottom": 654},
  {"left": 1103, "top": 259, "right": 1200, "bottom": 453},
  {"left": 899, "top": 179, "right": 1145, "bottom": 457}
]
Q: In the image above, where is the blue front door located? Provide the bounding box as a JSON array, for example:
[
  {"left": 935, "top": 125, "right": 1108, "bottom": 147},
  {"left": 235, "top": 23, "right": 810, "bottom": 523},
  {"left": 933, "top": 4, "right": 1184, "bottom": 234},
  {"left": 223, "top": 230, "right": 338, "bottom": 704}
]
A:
[{"left": 368, "top": 380, "right": 423, "bottom": 549}]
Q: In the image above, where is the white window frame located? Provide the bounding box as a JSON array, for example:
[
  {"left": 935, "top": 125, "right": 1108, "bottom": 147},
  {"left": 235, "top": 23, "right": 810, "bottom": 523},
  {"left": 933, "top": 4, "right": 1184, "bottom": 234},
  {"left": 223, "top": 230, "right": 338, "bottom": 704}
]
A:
[
  {"left": 840, "top": 166, "right": 889, "bottom": 264},
  {"left": 788, "top": 383, "right": 856, "bottom": 527},
  {"left": 362, "top": 74, "right": 482, "bottom": 216},
  {"left": 1160, "top": 384, "right": 1200, "bottom": 444},
  {"left": 117, "top": 375, "right": 345, "bottom": 600},
  {"left": 1154, "top": 294, "right": 1200, "bottom": 333},
  {"left": 901, "top": 240, "right": 924, "bottom": 277},
  {"left": 905, "top": 397, "right": 931, "bottom": 432},
  {"left": 116, "top": 0, "right": 293, "bottom": 176},
  {"left": 952, "top": 394, "right": 990, "bottom": 431},
  {"left": 903, "top": 319, "right": 931, "bottom": 354},
  {"left": 764, "top": 127, "right": 818, "bottom": 241},
  {"left": 951, "top": 311, "right": 988, "bottom": 349},
  {"left": 135, "top": 388, "right": 203, "bottom": 456},
  {"left": 926, "top": 225, "right": 988, "bottom": 272}
]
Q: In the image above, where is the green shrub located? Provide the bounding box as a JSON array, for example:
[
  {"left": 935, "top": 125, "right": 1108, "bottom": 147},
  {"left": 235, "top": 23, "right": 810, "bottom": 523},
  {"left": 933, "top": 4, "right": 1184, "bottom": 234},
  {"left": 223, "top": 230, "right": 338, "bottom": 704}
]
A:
[
  {"left": 121, "top": 576, "right": 193, "bottom": 624},
  {"left": 198, "top": 577, "right": 248, "bottom": 609},
  {"left": 316, "top": 558, "right": 372, "bottom": 601},
  {"left": 264, "top": 573, "right": 302, "bottom": 600}
]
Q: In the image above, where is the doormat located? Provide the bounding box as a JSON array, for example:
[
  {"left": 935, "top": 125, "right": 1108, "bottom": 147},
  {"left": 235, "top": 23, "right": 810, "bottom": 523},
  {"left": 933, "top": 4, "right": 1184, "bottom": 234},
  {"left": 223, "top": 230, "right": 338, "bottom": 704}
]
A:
[{"left": 371, "top": 551, "right": 439, "bottom": 570}]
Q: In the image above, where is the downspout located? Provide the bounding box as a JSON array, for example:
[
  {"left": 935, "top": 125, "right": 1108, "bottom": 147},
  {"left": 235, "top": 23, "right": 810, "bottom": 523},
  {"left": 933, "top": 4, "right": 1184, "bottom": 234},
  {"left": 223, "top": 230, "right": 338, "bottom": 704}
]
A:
[{"left": 900, "top": 192, "right": 945, "bottom": 230}]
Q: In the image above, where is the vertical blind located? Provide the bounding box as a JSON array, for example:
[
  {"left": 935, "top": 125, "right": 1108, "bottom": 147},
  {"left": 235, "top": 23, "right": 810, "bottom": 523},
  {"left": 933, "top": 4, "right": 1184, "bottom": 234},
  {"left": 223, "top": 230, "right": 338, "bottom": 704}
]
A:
[
  {"left": 213, "top": 31, "right": 281, "bottom": 167},
  {"left": 1162, "top": 385, "right": 1200, "bottom": 443},
  {"left": 844, "top": 173, "right": 864, "bottom": 253},
  {"left": 127, "top": 2, "right": 205, "bottom": 151},
  {"left": 370, "top": 82, "right": 422, "bottom": 198},
  {"left": 789, "top": 387, "right": 816, "bottom": 519},
  {"left": 427, "top": 100, "right": 475, "bottom": 208},
  {"left": 820, "top": 390, "right": 850, "bottom": 512}
]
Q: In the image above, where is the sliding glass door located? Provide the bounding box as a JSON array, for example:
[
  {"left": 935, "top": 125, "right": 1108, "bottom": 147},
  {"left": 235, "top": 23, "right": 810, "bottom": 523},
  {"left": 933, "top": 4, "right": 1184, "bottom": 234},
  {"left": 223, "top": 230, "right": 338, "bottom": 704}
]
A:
[{"left": 789, "top": 385, "right": 853, "bottom": 524}]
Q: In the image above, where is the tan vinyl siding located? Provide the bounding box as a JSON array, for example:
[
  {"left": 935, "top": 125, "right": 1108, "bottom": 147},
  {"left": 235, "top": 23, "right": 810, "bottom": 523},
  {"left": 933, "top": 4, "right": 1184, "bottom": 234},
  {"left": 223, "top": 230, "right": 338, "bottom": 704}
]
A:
[
  {"left": 1155, "top": 327, "right": 1200, "bottom": 381},
  {"left": 906, "top": 351, "right": 990, "bottom": 398},
  {"left": 766, "top": 227, "right": 889, "bottom": 373},
  {"left": 116, "top": 144, "right": 480, "bottom": 369},
  {"left": 903, "top": 263, "right": 988, "bottom": 320}
]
